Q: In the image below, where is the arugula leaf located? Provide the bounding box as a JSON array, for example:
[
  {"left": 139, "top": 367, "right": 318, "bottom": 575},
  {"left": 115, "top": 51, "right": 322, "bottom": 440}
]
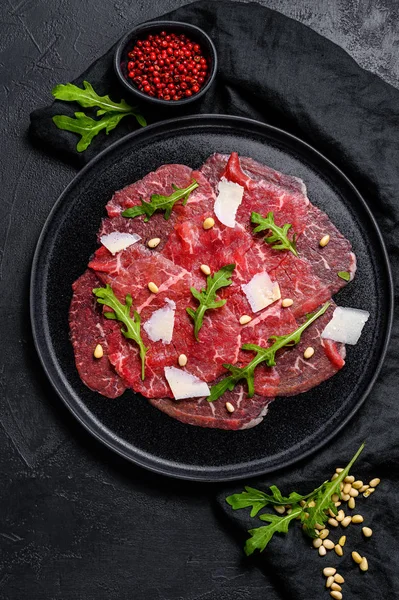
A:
[
  {"left": 92, "top": 284, "right": 147, "bottom": 380},
  {"left": 208, "top": 302, "right": 330, "bottom": 401},
  {"left": 301, "top": 443, "right": 365, "bottom": 536},
  {"left": 53, "top": 112, "right": 131, "bottom": 152},
  {"left": 251, "top": 211, "right": 298, "bottom": 256},
  {"left": 227, "top": 443, "right": 365, "bottom": 556},
  {"left": 52, "top": 81, "right": 135, "bottom": 114},
  {"left": 245, "top": 507, "right": 302, "bottom": 555},
  {"left": 52, "top": 81, "right": 146, "bottom": 151},
  {"left": 186, "top": 264, "right": 235, "bottom": 340},
  {"left": 338, "top": 271, "right": 351, "bottom": 281},
  {"left": 227, "top": 486, "right": 308, "bottom": 517},
  {"left": 122, "top": 180, "right": 199, "bottom": 222}
]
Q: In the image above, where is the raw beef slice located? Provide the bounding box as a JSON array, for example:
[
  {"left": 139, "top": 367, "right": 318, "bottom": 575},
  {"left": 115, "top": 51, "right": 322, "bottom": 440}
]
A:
[
  {"left": 69, "top": 270, "right": 126, "bottom": 398},
  {"left": 88, "top": 244, "right": 242, "bottom": 398}
]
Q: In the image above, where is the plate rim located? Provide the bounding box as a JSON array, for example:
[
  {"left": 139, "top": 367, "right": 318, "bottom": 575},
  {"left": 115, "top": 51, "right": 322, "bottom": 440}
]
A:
[{"left": 30, "top": 114, "right": 394, "bottom": 482}]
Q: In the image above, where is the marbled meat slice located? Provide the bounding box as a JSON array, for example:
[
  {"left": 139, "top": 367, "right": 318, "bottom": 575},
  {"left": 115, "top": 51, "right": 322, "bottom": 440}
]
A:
[
  {"left": 274, "top": 302, "right": 346, "bottom": 396},
  {"left": 200, "top": 152, "right": 310, "bottom": 235},
  {"left": 271, "top": 206, "right": 356, "bottom": 318},
  {"left": 88, "top": 244, "right": 241, "bottom": 398},
  {"left": 149, "top": 384, "right": 273, "bottom": 430},
  {"left": 101, "top": 166, "right": 214, "bottom": 253},
  {"left": 69, "top": 270, "right": 126, "bottom": 398}
]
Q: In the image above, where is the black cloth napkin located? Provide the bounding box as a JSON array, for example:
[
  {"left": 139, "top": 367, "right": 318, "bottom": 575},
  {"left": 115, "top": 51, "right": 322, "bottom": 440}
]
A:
[{"left": 30, "top": 2, "right": 399, "bottom": 599}]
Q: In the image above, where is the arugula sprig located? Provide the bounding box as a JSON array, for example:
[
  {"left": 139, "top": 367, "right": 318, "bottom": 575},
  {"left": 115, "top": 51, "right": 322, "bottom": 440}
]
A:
[
  {"left": 251, "top": 211, "right": 298, "bottom": 256},
  {"left": 93, "top": 284, "right": 147, "bottom": 380},
  {"left": 208, "top": 302, "right": 330, "bottom": 402},
  {"left": 52, "top": 81, "right": 146, "bottom": 152},
  {"left": 186, "top": 264, "right": 235, "bottom": 340},
  {"left": 122, "top": 180, "right": 199, "bottom": 222},
  {"left": 227, "top": 443, "right": 365, "bottom": 556}
]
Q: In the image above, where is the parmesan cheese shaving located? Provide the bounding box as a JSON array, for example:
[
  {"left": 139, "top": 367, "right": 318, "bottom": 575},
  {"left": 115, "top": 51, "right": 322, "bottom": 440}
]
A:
[
  {"left": 242, "top": 272, "right": 281, "bottom": 313},
  {"left": 143, "top": 299, "right": 176, "bottom": 344},
  {"left": 321, "top": 306, "right": 370, "bottom": 345},
  {"left": 100, "top": 231, "right": 141, "bottom": 255},
  {"left": 164, "top": 366, "right": 210, "bottom": 400},
  {"left": 214, "top": 179, "right": 244, "bottom": 228}
]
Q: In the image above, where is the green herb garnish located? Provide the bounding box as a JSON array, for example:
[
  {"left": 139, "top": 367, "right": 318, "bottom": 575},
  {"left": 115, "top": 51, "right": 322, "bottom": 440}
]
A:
[
  {"left": 251, "top": 211, "right": 298, "bottom": 256},
  {"left": 187, "top": 264, "right": 235, "bottom": 340},
  {"left": 226, "top": 443, "right": 364, "bottom": 555},
  {"left": 93, "top": 284, "right": 147, "bottom": 380},
  {"left": 52, "top": 81, "right": 146, "bottom": 152},
  {"left": 122, "top": 180, "right": 199, "bottom": 222},
  {"left": 338, "top": 271, "right": 351, "bottom": 281},
  {"left": 208, "top": 302, "right": 330, "bottom": 402}
]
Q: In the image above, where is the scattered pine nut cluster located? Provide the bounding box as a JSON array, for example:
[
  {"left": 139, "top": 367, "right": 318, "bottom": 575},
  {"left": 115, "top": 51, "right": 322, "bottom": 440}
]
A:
[{"left": 316, "top": 470, "right": 380, "bottom": 599}]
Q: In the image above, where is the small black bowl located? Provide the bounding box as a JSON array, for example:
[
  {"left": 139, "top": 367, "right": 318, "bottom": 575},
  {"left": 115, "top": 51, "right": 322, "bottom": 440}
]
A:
[{"left": 114, "top": 21, "right": 218, "bottom": 107}]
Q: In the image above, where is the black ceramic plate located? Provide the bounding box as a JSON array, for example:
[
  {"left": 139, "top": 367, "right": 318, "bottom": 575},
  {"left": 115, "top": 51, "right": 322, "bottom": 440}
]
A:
[{"left": 31, "top": 115, "right": 393, "bottom": 481}]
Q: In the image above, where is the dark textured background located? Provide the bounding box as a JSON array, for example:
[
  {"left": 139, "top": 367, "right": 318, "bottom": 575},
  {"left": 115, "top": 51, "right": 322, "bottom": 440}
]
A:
[{"left": 1, "top": 1, "right": 398, "bottom": 599}]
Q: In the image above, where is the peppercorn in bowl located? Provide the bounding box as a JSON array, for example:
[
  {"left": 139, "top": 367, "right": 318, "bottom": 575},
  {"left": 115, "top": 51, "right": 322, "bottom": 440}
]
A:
[{"left": 114, "top": 21, "right": 217, "bottom": 106}]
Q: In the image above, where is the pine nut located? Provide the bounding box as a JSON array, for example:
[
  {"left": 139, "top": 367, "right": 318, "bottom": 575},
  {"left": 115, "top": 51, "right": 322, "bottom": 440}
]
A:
[
  {"left": 359, "top": 484, "right": 369, "bottom": 493},
  {"left": 339, "top": 535, "right": 346, "bottom": 547},
  {"left": 239, "top": 315, "right": 252, "bottom": 325},
  {"left": 323, "top": 567, "right": 336, "bottom": 577},
  {"left": 303, "top": 346, "right": 315, "bottom": 359},
  {"left": 334, "top": 574, "right": 344, "bottom": 584},
  {"left": 282, "top": 298, "right": 293, "bottom": 308},
  {"left": 362, "top": 527, "right": 373, "bottom": 538},
  {"left": 147, "top": 237, "right": 161, "bottom": 248},
  {"left": 328, "top": 518, "right": 338, "bottom": 527},
  {"left": 323, "top": 539, "right": 335, "bottom": 550},
  {"left": 349, "top": 488, "right": 359, "bottom": 497},
  {"left": 352, "top": 514, "right": 363, "bottom": 524},
  {"left": 359, "top": 556, "right": 369, "bottom": 572},
  {"left": 308, "top": 500, "right": 316, "bottom": 508},
  {"left": 328, "top": 508, "right": 336, "bottom": 518},
  {"left": 148, "top": 281, "right": 159, "bottom": 294},
  {"left": 352, "top": 551, "right": 362, "bottom": 564},
  {"left": 336, "top": 510, "right": 345, "bottom": 522},
  {"left": 178, "top": 354, "right": 188, "bottom": 367},
  {"left": 348, "top": 497, "right": 356, "bottom": 509},
  {"left": 326, "top": 575, "right": 335, "bottom": 588},
  {"left": 200, "top": 264, "right": 211, "bottom": 275},
  {"left": 225, "top": 402, "right": 235, "bottom": 414},
  {"left": 300, "top": 500, "right": 306, "bottom": 507},
  {"left": 334, "top": 502, "right": 341, "bottom": 507},
  {"left": 363, "top": 487, "right": 375, "bottom": 498},
  {"left": 341, "top": 516, "right": 352, "bottom": 527},
  {"left": 330, "top": 591, "right": 342, "bottom": 600},
  {"left": 203, "top": 217, "right": 215, "bottom": 229},
  {"left": 341, "top": 493, "right": 350, "bottom": 501},
  {"left": 274, "top": 505, "right": 285, "bottom": 514},
  {"left": 313, "top": 538, "right": 323, "bottom": 548},
  {"left": 315, "top": 522, "right": 324, "bottom": 530},
  {"left": 331, "top": 473, "right": 339, "bottom": 481},
  {"left": 339, "top": 482, "right": 344, "bottom": 490},
  {"left": 319, "top": 234, "right": 330, "bottom": 247},
  {"left": 286, "top": 508, "right": 292, "bottom": 515},
  {"left": 344, "top": 475, "right": 355, "bottom": 483},
  {"left": 331, "top": 493, "right": 340, "bottom": 502},
  {"left": 334, "top": 544, "right": 343, "bottom": 556},
  {"left": 331, "top": 583, "right": 342, "bottom": 592},
  {"left": 335, "top": 468, "right": 344, "bottom": 473},
  {"left": 93, "top": 344, "right": 103, "bottom": 359},
  {"left": 353, "top": 480, "right": 363, "bottom": 489},
  {"left": 369, "top": 478, "right": 380, "bottom": 487},
  {"left": 319, "top": 546, "right": 327, "bottom": 556},
  {"left": 320, "top": 529, "right": 330, "bottom": 539},
  {"left": 343, "top": 483, "right": 352, "bottom": 495}
]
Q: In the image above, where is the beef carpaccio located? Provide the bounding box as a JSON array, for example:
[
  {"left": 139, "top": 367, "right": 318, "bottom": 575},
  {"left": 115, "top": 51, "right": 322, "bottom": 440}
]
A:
[{"left": 69, "top": 153, "right": 356, "bottom": 430}]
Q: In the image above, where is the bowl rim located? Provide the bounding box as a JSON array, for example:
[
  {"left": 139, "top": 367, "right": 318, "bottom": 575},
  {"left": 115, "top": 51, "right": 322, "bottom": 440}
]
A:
[{"left": 114, "top": 20, "right": 218, "bottom": 107}]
